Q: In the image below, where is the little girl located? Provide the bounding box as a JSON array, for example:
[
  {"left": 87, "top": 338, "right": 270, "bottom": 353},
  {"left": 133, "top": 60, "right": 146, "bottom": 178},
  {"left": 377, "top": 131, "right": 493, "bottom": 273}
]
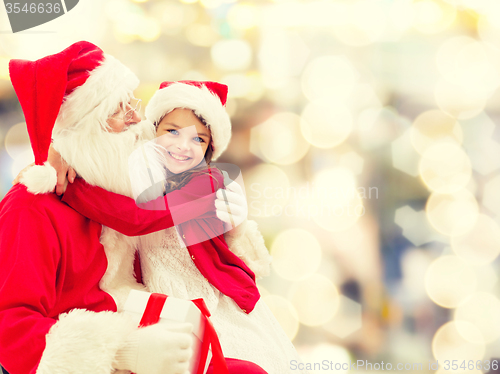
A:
[{"left": 61, "top": 81, "right": 307, "bottom": 374}]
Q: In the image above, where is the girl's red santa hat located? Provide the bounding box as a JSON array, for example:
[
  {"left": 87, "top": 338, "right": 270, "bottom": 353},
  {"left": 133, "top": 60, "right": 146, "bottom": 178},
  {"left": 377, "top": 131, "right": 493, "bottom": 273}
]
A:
[
  {"left": 145, "top": 80, "right": 231, "bottom": 161},
  {"left": 9, "top": 41, "right": 139, "bottom": 193}
]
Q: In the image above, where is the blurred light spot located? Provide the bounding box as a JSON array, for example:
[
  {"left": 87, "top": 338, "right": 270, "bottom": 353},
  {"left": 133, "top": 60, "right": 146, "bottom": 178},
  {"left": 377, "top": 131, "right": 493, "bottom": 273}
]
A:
[
  {"left": 330, "top": 223, "right": 365, "bottom": 253},
  {"left": 113, "top": 13, "right": 161, "bottom": 42},
  {"left": 348, "top": 83, "right": 382, "bottom": 113},
  {"left": 299, "top": 344, "right": 351, "bottom": 374},
  {"left": 388, "top": 0, "right": 415, "bottom": 37},
  {"left": 395, "top": 206, "right": 447, "bottom": 247},
  {"left": 259, "top": 30, "right": 310, "bottom": 89},
  {"left": 432, "top": 321, "right": 485, "bottom": 365},
  {"left": 158, "top": 2, "right": 197, "bottom": 34},
  {"left": 323, "top": 295, "right": 362, "bottom": 338},
  {"left": 11, "top": 149, "right": 35, "bottom": 180},
  {"left": 302, "top": 56, "right": 359, "bottom": 103},
  {"left": 267, "top": 78, "right": 302, "bottom": 106},
  {"left": 454, "top": 292, "right": 500, "bottom": 344},
  {"left": 435, "top": 78, "right": 489, "bottom": 120},
  {"left": 251, "top": 112, "right": 309, "bottom": 165},
  {"left": 222, "top": 72, "right": 264, "bottom": 101},
  {"left": 425, "top": 189, "right": 479, "bottom": 236},
  {"left": 211, "top": 40, "right": 252, "bottom": 71},
  {"left": 257, "top": 284, "right": 270, "bottom": 298},
  {"left": 425, "top": 255, "right": 477, "bottom": 308},
  {"left": 357, "top": 107, "right": 399, "bottom": 150},
  {"left": 180, "top": 0, "right": 198, "bottom": 3},
  {"left": 5, "top": 123, "right": 30, "bottom": 160},
  {"left": 451, "top": 214, "right": 500, "bottom": 266},
  {"left": 263, "top": 295, "right": 300, "bottom": 340},
  {"left": 483, "top": 175, "right": 500, "bottom": 216},
  {"left": 412, "top": 0, "right": 456, "bottom": 34},
  {"left": 271, "top": 229, "right": 322, "bottom": 281},
  {"left": 437, "top": 38, "right": 500, "bottom": 95},
  {"left": 392, "top": 129, "right": 420, "bottom": 177},
  {"left": 460, "top": 111, "right": 495, "bottom": 148},
  {"left": 200, "top": 0, "right": 224, "bottom": 8},
  {"left": 338, "top": 151, "right": 364, "bottom": 175},
  {"left": 310, "top": 168, "right": 363, "bottom": 232},
  {"left": 300, "top": 103, "right": 352, "bottom": 149},
  {"left": 227, "top": 3, "right": 259, "bottom": 30},
  {"left": 478, "top": 13, "right": 500, "bottom": 46},
  {"left": 245, "top": 164, "right": 290, "bottom": 218},
  {"left": 0, "top": 57, "right": 9, "bottom": 80},
  {"left": 437, "top": 36, "right": 477, "bottom": 76},
  {"left": 466, "top": 139, "right": 500, "bottom": 176},
  {"left": 411, "top": 110, "right": 463, "bottom": 155},
  {"left": 139, "top": 19, "right": 161, "bottom": 42},
  {"left": 401, "top": 249, "right": 433, "bottom": 302},
  {"left": 185, "top": 24, "right": 219, "bottom": 47},
  {"left": 419, "top": 143, "right": 472, "bottom": 193},
  {"left": 333, "top": 0, "right": 386, "bottom": 46},
  {"left": 288, "top": 274, "right": 339, "bottom": 326}
]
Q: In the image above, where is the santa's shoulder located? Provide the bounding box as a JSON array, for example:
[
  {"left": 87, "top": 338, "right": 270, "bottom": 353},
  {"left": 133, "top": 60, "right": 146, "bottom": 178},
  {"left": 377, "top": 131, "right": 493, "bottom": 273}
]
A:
[{"left": 0, "top": 184, "right": 83, "bottom": 222}]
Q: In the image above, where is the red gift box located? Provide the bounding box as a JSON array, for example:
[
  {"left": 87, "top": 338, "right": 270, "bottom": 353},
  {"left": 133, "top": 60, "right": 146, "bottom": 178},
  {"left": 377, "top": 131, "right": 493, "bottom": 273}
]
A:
[{"left": 123, "top": 290, "right": 228, "bottom": 374}]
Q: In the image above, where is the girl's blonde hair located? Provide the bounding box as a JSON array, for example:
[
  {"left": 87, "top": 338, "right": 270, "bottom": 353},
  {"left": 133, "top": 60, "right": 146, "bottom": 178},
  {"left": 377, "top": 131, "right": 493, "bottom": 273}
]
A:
[{"left": 154, "top": 110, "right": 219, "bottom": 193}]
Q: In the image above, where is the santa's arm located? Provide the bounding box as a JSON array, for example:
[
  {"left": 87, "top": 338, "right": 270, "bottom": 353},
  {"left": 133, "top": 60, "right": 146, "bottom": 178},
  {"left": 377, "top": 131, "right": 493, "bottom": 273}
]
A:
[{"left": 0, "top": 207, "right": 136, "bottom": 374}]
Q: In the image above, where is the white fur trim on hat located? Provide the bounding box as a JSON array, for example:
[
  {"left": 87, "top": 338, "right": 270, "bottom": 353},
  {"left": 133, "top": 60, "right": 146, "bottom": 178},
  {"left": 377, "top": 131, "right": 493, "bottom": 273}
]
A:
[
  {"left": 145, "top": 83, "right": 231, "bottom": 160},
  {"left": 52, "top": 54, "right": 140, "bottom": 136},
  {"left": 20, "top": 162, "right": 57, "bottom": 195}
]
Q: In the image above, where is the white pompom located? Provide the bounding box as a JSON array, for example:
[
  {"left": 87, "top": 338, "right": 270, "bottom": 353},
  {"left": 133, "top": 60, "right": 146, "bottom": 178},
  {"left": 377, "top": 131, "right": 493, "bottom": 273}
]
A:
[{"left": 20, "top": 162, "right": 57, "bottom": 195}]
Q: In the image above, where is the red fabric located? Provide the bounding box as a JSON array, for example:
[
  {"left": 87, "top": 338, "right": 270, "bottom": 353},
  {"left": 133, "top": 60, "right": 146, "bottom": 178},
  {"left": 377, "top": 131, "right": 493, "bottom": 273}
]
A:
[
  {"left": 159, "top": 80, "right": 228, "bottom": 106},
  {"left": 61, "top": 168, "right": 260, "bottom": 313},
  {"left": 137, "top": 294, "right": 229, "bottom": 374},
  {"left": 139, "top": 293, "right": 167, "bottom": 327},
  {"left": 0, "top": 185, "right": 116, "bottom": 374},
  {"left": 133, "top": 252, "right": 143, "bottom": 284},
  {"left": 9, "top": 41, "right": 103, "bottom": 165},
  {"left": 207, "top": 358, "right": 268, "bottom": 374}
]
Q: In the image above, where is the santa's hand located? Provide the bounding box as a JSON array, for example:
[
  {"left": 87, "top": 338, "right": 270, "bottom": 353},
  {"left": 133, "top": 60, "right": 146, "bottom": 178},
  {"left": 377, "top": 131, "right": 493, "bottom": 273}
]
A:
[
  {"left": 215, "top": 171, "right": 248, "bottom": 231},
  {"left": 115, "top": 322, "right": 193, "bottom": 374},
  {"left": 47, "top": 144, "right": 77, "bottom": 195},
  {"left": 12, "top": 162, "right": 35, "bottom": 185}
]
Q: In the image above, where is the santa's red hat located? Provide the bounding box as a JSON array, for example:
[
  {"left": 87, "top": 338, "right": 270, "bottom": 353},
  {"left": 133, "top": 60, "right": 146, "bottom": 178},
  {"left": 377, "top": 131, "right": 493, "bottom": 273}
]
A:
[
  {"left": 9, "top": 40, "right": 139, "bottom": 166},
  {"left": 145, "top": 80, "right": 231, "bottom": 161}
]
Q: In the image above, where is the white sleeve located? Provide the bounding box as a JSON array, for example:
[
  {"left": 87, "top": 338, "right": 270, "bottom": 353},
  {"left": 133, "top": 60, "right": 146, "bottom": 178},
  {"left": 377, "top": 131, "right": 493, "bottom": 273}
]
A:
[{"left": 225, "top": 220, "right": 272, "bottom": 279}]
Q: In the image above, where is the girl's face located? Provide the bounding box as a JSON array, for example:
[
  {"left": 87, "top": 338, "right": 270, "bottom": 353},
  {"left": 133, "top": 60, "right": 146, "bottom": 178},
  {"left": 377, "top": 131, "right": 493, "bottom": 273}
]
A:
[{"left": 155, "top": 108, "right": 211, "bottom": 174}]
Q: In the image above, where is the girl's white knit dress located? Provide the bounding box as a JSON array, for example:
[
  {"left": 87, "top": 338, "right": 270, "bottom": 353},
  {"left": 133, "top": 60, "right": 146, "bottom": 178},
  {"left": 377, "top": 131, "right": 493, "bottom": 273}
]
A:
[{"left": 139, "top": 228, "right": 307, "bottom": 374}]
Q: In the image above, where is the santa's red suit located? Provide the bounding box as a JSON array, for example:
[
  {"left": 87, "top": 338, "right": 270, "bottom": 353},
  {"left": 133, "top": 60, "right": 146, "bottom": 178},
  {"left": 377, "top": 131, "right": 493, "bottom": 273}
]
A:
[{"left": 0, "top": 185, "right": 134, "bottom": 373}]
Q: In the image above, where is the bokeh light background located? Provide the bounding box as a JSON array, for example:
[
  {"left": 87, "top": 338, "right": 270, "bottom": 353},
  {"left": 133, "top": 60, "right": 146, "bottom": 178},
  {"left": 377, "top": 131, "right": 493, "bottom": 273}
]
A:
[{"left": 1, "top": 0, "right": 500, "bottom": 372}]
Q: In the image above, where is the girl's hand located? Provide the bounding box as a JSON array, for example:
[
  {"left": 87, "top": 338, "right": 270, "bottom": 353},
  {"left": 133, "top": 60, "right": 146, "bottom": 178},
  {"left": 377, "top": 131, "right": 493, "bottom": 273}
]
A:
[
  {"left": 47, "top": 144, "right": 77, "bottom": 195},
  {"left": 12, "top": 162, "right": 35, "bottom": 185},
  {"left": 215, "top": 171, "right": 248, "bottom": 231}
]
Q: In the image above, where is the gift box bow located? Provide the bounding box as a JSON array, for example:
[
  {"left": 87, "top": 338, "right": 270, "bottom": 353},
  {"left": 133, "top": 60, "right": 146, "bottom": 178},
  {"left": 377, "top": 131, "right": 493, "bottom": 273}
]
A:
[{"left": 138, "top": 292, "right": 229, "bottom": 374}]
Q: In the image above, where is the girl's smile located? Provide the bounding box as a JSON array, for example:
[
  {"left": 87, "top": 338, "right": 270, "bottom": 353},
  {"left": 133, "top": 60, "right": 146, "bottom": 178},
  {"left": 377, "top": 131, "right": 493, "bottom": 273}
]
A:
[{"left": 155, "top": 108, "right": 212, "bottom": 174}]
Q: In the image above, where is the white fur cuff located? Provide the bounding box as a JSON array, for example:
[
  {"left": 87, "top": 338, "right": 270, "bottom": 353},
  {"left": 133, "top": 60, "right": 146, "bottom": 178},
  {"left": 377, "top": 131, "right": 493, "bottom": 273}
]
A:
[
  {"left": 37, "top": 309, "right": 137, "bottom": 374},
  {"left": 20, "top": 162, "right": 57, "bottom": 195}
]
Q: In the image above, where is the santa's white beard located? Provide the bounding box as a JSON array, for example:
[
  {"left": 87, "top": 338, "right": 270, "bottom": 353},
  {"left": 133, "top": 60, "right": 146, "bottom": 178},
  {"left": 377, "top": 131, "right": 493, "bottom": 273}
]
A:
[{"left": 52, "top": 120, "right": 157, "bottom": 197}]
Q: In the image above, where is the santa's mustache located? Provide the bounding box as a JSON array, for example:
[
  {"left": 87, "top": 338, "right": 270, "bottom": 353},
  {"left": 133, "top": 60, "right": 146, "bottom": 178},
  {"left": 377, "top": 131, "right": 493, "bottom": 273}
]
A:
[{"left": 53, "top": 120, "right": 156, "bottom": 197}]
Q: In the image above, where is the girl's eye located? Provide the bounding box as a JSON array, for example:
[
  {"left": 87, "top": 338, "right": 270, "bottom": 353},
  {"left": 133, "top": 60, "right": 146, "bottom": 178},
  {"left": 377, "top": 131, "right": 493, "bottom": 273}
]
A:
[
  {"left": 167, "top": 129, "right": 179, "bottom": 135},
  {"left": 194, "top": 137, "right": 204, "bottom": 143}
]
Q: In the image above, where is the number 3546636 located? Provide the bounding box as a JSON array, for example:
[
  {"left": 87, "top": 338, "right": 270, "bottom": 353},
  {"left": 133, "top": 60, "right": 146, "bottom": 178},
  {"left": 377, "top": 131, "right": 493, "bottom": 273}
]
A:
[{"left": 5, "top": 3, "right": 61, "bottom": 13}]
